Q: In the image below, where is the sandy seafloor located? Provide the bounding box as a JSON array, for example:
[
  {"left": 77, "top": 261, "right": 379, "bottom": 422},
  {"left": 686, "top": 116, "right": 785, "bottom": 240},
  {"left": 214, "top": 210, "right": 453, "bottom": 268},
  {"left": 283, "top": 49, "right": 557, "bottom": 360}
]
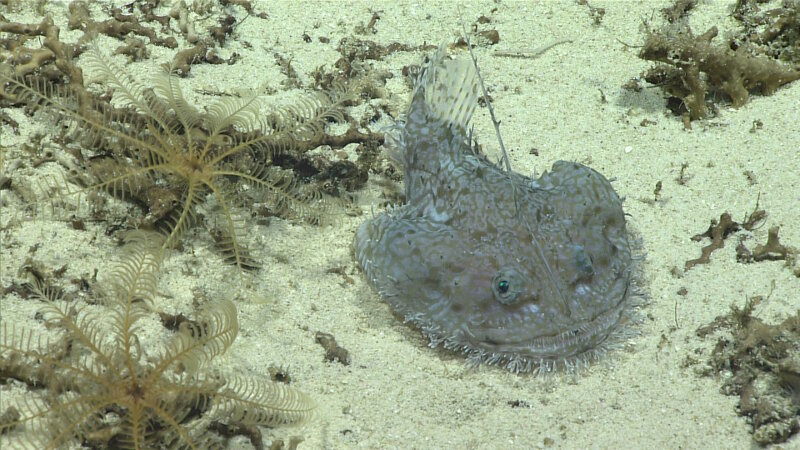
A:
[{"left": 1, "top": 1, "right": 799, "bottom": 449}]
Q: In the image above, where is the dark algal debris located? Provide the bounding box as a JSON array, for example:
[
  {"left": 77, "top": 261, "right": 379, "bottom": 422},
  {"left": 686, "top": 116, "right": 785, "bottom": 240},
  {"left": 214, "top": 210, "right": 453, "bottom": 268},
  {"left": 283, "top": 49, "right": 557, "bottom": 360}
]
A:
[
  {"left": 697, "top": 294, "right": 800, "bottom": 445},
  {"left": 638, "top": 1, "right": 800, "bottom": 120}
]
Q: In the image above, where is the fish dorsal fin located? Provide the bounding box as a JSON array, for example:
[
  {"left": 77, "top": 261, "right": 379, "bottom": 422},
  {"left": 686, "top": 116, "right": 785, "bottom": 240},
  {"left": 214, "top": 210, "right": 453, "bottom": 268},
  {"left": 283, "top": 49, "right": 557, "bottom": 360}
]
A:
[{"left": 416, "top": 45, "right": 479, "bottom": 134}]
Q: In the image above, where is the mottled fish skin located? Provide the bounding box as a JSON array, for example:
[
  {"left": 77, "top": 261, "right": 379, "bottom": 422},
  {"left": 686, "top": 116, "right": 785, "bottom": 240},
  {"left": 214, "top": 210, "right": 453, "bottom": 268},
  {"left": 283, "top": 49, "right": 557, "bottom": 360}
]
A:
[{"left": 354, "top": 47, "right": 638, "bottom": 374}]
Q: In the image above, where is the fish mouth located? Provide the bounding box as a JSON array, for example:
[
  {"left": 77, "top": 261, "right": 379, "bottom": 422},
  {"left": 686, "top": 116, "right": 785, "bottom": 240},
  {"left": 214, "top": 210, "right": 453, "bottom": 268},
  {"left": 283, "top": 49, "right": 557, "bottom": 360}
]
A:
[{"left": 466, "top": 300, "right": 628, "bottom": 360}]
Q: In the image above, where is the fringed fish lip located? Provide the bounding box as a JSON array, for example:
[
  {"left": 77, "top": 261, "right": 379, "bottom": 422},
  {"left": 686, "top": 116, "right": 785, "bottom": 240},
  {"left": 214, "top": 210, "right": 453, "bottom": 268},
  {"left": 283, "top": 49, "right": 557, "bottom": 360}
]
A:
[
  {"left": 468, "top": 301, "right": 626, "bottom": 350},
  {"left": 426, "top": 292, "right": 618, "bottom": 354}
]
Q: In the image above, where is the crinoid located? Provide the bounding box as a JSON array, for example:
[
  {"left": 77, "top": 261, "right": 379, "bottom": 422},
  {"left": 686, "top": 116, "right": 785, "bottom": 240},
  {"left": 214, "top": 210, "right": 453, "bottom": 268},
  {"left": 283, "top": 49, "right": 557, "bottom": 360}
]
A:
[
  {"left": 0, "top": 232, "right": 314, "bottom": 449},
  {"left": 1, "top": 48, "right": 350, "bottom": 273}
]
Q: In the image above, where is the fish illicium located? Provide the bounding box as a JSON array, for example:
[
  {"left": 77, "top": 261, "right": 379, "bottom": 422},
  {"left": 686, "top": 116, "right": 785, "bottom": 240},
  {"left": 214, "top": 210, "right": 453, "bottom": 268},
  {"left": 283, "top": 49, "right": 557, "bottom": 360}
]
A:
[{"left": 353, "top": 46, "right": 642, "bottom": 374}]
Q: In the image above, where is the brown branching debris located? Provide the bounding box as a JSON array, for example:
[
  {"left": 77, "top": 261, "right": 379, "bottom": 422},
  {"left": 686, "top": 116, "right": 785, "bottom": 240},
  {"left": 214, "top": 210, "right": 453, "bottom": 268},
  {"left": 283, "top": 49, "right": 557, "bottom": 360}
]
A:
[
  {"left": 0, "top": 15, "right": 84, "bottom": 87},
  {"left": 685, "top": 201, "right": 761, "bottom": 270},
  {"left": 738, "top": 226, "right": 798, "bottom": 265},
  {"left": 640, "top": 25, "right": 799, "bottom": 120},
  {"left": 752, "top": 227, "right": 792, "bottom": 262},
  {"left": 639, "top": 1, "right": 800, "bottom": 120},
  {"left": 220, "top": 0, "right": 269, "bottom": 19},
  {"left": 686, "top": 212, "right": 740, "bottom": 270},
  {"left": 697, "top": 292, "right": 800, "bottom": 445},
  {"left": 732, "top": 0, "right": 800, "bottom": 64},
  {"left": 67, "top": 1, "right": 178, "bottom": 49},
  {"left": 661, "top": 0, "right": 697, "bottom": 23},
  {"left": 314, "top": 331, "right": 351, "bottom": 366},
  {"left": 686, "top": 200, "right": 798, "bottom": 275},
  {"left": 168, "top": 41, "right": 226, "bottom": 77}
]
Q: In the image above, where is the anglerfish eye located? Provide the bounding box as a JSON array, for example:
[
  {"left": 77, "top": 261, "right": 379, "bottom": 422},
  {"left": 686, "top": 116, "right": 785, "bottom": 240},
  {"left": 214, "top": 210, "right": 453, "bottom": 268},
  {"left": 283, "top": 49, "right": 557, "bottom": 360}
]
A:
[
  {"left": 497, "top": 279, "right": 510, "bottom": 293},
  {"left": 492, "top": 269, "right": 524, "bottom": 305}
]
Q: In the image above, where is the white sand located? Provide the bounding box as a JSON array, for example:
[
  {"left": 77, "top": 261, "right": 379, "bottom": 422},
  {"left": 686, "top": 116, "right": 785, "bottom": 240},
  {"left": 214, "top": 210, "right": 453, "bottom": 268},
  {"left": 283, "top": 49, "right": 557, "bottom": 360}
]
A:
[{"left": 1, "top": 1, "right": 799, "bottom": 449}]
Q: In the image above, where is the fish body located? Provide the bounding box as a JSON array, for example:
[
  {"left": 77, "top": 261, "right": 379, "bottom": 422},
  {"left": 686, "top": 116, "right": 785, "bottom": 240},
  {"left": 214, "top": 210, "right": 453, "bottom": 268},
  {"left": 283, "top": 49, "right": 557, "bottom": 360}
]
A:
[{"left": 354, "top": 47, "right": 638, "bottom": 374}]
